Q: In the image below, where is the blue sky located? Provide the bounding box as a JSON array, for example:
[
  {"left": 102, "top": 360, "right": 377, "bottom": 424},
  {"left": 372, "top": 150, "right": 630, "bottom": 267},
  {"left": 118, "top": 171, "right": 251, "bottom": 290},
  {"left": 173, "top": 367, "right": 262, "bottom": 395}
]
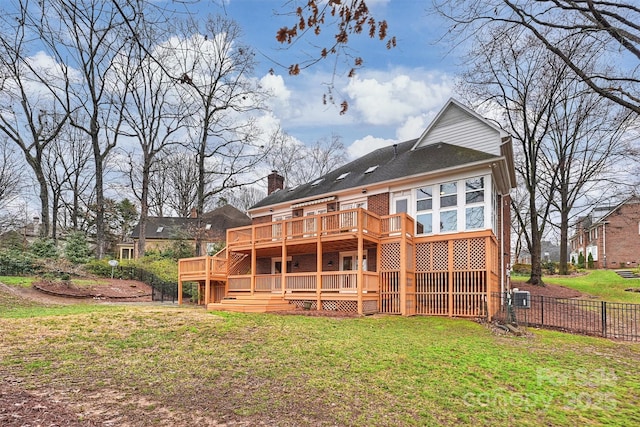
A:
[{"left": 180, "top": 0, "right": 459, "bottom": 158}]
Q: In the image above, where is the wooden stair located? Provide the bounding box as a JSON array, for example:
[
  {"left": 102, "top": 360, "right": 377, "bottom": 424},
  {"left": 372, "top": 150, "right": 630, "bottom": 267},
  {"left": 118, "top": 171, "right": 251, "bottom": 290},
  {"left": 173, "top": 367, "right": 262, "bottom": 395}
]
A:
[{"left": 207, "top": 294, "right": 293, "bottom": 313}]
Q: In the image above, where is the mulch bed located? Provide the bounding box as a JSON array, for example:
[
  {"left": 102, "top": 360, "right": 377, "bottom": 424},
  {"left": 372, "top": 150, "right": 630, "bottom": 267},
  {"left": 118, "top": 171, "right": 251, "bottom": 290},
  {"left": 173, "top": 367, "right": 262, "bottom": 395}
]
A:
[
  {"left": 510, "top": 281, "right": 583, "bottom": 299},
  {"left": 33, "top": 279, "right": 153, "bottom": 301}
]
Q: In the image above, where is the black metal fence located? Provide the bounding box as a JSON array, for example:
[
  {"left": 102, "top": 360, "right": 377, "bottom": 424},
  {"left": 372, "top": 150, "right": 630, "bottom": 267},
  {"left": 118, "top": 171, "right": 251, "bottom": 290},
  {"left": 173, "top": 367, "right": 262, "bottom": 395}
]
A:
[
  {"left": 115, "top": 266, "right": 178, "bottom": 303},
  {"left": 492, "top": 292, "right": 640, "bottom": 341}
]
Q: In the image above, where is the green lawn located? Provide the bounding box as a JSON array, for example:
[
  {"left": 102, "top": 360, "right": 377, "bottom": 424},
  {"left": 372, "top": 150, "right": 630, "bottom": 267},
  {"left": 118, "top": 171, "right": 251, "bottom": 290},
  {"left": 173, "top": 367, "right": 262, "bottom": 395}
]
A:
[
  {"left": 0, "top": 275, "right": 37, "bottom": 287},
  {"left": 1, "top": 285, "right": 639, "bottom": 426},
  {"left": 513, "top": 270, "right": 640, "bottom": 303}
]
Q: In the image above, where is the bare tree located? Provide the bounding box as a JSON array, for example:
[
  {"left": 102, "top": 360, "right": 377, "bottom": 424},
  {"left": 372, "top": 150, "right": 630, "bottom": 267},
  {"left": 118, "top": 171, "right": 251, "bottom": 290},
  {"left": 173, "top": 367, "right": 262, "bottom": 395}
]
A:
[
  {"left": 266, "top": 131, "right": 348, "bottom": 187},
  {"left": 0, "top": 4, "right": 70, "bottom": 237},
  {"left": 31, "top": 0, "right": 147, "bottom": 258},
  {"left": 148, "top": 151, "right": 198, "bottom": 218},
  {"left": 434, "top": 0, "right": 640, "bottom": 115},
  {"left": 220, "top": 186, "right": 266, "bottom": 214},
  {"left": 116, "top": 19, "right": 188, "bottom": 258},
  {"left": 168, "top": 16, "right": 269, "bottom": 222},
  {"left": 542, "top": 78, "right": 636, "bottom": 274},
  {"left": 460, "top": 28, "right": 577, "bottom": 285},
  {"left": 0, "top": 138, "right": 22, "bottom": 207},
  {"left": 462, "top": 25, "right": 636, "bottom": 282}
]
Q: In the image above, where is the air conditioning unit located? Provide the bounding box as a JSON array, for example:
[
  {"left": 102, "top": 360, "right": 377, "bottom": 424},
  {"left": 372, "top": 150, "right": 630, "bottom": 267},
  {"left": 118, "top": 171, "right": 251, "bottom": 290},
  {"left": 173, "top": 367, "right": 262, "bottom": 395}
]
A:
[{"left": 512, "top": 290, "right": 531, "bottom": 309}]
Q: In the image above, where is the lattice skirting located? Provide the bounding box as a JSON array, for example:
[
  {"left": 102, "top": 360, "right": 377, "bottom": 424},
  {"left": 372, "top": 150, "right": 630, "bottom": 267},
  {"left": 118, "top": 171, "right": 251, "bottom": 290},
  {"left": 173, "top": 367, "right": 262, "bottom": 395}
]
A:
[{"left": 290, "top": 299, "right": 359, "bottom": 313}]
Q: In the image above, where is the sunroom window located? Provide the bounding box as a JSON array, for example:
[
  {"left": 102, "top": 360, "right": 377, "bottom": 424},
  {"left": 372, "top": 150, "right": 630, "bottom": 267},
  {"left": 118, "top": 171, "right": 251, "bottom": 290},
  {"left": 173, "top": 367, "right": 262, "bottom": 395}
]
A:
[
  {"left": 465, "top": 177, "right": 485, "bottom": 230},
  {"left": 416, "top": 186, "right": 433, "bottom": 234}
]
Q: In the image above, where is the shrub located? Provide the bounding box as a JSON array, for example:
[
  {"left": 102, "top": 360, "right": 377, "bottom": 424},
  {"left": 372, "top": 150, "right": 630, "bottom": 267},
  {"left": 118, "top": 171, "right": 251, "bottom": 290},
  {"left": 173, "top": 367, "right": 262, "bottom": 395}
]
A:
[
  {"left": 0, "top": 249, "right": 40, "bottom": 275},
  {"left": 64, "top": 231, "right": 92, "bottom": 264},
  {"left": 511, "top": 263, "right": 531, "bottom": 275},
  {"left": 571, "top": 255, "right": 576, "bottom": 265},
  {"left": 30, "top": 238, "right": 58, "bottom": 259},
  {"left": 85, "top": 259, "right": 113, "bottom": 277},
  {"left": 587, "top": 252, "right": 594, "bottom": 269},
  {"left": 542, "top": 261, "right": 557, "bottom": 275},
  {"left": 577, "top": 252, "right": 585, "bottom": 269}
]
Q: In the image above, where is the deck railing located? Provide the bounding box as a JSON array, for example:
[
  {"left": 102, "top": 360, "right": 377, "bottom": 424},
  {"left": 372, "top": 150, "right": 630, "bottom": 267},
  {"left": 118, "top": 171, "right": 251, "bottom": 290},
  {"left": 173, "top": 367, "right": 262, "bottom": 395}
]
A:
[
  {"left": 224, "top": 271, "right": 379, "bottom": 294},
  {"left": 227, "top": 209, "right": 413, "bottom": 248}
]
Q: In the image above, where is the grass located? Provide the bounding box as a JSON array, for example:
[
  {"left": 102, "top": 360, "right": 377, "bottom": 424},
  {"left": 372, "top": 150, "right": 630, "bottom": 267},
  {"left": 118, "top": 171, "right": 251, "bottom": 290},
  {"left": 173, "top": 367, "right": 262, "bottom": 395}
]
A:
[
  {"left": 1, "top": 285, "right": 639, "bottom": 426},
  {"left": 513, "top": 270, "right": 640, "bottom": 303},
  {"left": 0, "top": 275, "right": 37, "bottom": 287}
]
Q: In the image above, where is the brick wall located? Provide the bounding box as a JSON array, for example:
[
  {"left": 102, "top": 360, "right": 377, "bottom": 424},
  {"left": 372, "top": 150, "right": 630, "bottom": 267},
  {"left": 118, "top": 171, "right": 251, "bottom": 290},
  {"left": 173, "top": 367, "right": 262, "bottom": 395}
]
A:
[
  {"left": 601, "top": 202, "right": 640, "bottom": 269},
  {"left": 367, "top": 192, "right": 389, "bottom": 216}
]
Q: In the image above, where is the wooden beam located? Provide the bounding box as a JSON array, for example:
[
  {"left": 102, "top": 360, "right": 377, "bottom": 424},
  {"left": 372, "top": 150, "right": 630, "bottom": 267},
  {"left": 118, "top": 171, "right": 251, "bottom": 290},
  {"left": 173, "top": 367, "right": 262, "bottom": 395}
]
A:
[{"left": 448, "top": 240, "right": 454, "bottom": 317}]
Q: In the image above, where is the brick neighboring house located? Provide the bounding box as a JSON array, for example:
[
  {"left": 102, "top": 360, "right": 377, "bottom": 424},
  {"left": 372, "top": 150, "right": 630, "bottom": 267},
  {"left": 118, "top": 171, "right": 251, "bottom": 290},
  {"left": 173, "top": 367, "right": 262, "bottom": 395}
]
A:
[
  {"left": 569, "top": 196, "right": 640, "bottom": 269},
  {"left": 122, "top": 205, "right": 250, "bottom": 259},
  {"left": 178, "top": 99, "right": 516, "bottom": 317}
]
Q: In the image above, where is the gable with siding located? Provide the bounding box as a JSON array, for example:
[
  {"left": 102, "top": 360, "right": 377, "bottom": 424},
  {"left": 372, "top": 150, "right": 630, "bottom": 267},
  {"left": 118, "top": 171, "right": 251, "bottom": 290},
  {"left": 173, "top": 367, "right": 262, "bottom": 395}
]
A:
[{"left": 413, "top": 99, "right": 505, "bottom": 156}]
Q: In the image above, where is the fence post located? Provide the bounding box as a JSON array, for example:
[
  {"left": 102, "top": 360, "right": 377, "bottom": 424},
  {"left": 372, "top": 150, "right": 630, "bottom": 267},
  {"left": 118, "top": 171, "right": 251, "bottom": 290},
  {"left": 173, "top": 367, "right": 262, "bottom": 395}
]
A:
[
  {"left": 601, "top": 301, "right": 607, "bottom": 338},
  {"left": 541, "top": 296, "right": 544, "bottom": 327}
]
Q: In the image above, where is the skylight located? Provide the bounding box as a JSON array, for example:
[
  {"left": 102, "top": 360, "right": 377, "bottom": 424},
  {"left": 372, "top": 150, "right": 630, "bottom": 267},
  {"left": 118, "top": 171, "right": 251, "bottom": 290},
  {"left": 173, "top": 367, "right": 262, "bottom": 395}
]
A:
[
  {"left": 156, "top": 226, "right": 164, "bottom": 232},
  {"left": 364, "top": 165, "right": 379, "bottom": 174},
  {"left": 205, "top": 224, "right": 212, "bottom": 230},
  {"left": 311, "top": 178, "right": 324, "bottom": 186},
  {"left": 336, "top": 172, "right": 350, "bottom": 181}
]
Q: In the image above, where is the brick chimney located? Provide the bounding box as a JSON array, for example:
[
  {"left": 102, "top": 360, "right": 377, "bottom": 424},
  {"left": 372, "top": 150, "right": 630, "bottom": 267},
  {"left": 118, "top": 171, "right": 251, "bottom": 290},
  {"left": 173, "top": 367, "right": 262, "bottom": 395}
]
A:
[
  {"left": 267, "top": 170, "right": 284, "bottom": 195},
  {"left": 189, "top": 208, "right": 198, "bottom": 218}
]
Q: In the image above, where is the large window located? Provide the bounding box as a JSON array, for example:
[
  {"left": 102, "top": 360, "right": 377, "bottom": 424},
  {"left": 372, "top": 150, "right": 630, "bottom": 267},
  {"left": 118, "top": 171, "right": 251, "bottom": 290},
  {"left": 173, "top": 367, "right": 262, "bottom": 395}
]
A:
[
  {"left": 416, "top": 186, "right": 433, "bottom": 234},
  {"left": 413, "top": 175, "right": 490, "bottom": 235},
  {"left": 465, "top": 177, "right": 485, "bottom": 230},
  {"left": 439, "top": 182, "right": 457, "bottom": 232},
  {"left": 440, "top": 182, "right": 457, "bottom": 207}
]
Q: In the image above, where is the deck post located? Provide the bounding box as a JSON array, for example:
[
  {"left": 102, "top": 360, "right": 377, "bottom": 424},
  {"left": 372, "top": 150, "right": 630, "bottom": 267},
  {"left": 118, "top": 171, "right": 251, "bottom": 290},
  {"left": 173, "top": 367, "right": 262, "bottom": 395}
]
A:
[
  {"left": 399, "top": 214, "right": 407, "bottom": 316},
  {"left": 250, "top": 226, "right": 256, "bottom": 295},
  {"left": 205, "top": 256, "right": 211, "bottom": 306},
  {"left": 178, "top": 279, "right": 183, "bottom": 305},
  {"left": 448, "top": 240, "right": 454, "bottom": 317},
  {"left": 281, "top": 228, "right": 287, "bottom": 295},
  {"left": 316, "top": 233, "right": 322, "bottom": 310},
  {"left": 357, "top": 209, "right": 364, "bottom": 315},
  {"left": 485, "top": 236, "right": 493, "bottom": 320}
]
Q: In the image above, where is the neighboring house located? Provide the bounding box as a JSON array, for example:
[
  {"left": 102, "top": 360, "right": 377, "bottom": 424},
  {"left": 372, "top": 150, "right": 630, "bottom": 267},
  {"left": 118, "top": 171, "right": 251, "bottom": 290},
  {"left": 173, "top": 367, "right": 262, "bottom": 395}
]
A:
[
  {"left": 178, "top": 99, "right": 516, "bottom": 318},
  {"left": 123, "top": 205, "right": 251, "bottom": 259},
  {"left": 569, "top": 197, "right": 640, "bottom": 269},
  {"left": 516, "top": 240, "right": 561, "bottom": 264}
]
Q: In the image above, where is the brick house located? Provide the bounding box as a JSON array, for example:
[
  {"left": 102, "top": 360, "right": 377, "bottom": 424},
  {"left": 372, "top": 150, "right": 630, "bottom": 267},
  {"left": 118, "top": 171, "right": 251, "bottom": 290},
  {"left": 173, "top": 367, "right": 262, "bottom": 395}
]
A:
[
  {"left": 569, "top": 196, "right": 640, "bottom": 269},
  {"left": 178, "top": 99, "right": 516, "bottom": 317},
  {"left": 122, "top": 205, "right": 250, "bottom": 259}
]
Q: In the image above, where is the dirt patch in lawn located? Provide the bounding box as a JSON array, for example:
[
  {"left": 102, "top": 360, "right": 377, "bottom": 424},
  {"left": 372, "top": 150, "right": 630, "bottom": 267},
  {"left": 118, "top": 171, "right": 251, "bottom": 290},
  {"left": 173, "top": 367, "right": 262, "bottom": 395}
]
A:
[{"left": 33, "top": 278, "right": 153, "bottom": 302}]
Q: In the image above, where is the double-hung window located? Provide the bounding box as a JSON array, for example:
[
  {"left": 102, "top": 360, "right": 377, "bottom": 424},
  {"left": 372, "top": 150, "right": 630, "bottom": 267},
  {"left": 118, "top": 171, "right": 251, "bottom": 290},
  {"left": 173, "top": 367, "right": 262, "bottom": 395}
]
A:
[
  {"left": 439, "top": 182, "right": 457, "bottom": 232},
  {"left": 416, "top": 186, "right": 433, "bottom": 234},
  {"left": 465, "top": 177, "right": 484, "bottom": 230}
]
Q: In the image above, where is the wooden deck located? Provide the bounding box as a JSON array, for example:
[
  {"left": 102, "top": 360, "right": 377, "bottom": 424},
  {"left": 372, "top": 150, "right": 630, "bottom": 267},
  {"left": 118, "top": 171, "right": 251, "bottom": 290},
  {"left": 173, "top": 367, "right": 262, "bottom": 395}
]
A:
[{"left": 177, "top": 209, "right": 501, "bottom": 318}]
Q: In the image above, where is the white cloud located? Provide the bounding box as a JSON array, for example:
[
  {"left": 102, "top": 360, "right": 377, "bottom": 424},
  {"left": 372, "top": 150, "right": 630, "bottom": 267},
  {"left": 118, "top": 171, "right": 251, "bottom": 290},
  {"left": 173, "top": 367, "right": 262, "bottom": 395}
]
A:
[
  {"left": 260, "top": 73, "right": 291, "bottom": 103},
  {"left": 347, "top": 135, "right": 395, "bottom": 159},
  {"left": 344, "top": 69, "right": 453, "bottom": 126}
]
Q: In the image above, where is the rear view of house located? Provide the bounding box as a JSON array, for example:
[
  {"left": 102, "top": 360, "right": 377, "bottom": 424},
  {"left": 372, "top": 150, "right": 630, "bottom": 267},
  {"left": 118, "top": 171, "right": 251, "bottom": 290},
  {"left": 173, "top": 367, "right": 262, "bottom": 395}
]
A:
[{"left": 178, "top": 99, "right": 516, "bottom": 318}]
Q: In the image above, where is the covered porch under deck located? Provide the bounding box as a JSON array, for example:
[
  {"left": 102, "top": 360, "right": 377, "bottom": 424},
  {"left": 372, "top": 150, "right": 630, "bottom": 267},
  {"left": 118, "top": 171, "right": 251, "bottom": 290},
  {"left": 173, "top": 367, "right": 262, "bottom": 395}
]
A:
[{"left": 177, "top": 209, "right": 501, "bottom": 318}]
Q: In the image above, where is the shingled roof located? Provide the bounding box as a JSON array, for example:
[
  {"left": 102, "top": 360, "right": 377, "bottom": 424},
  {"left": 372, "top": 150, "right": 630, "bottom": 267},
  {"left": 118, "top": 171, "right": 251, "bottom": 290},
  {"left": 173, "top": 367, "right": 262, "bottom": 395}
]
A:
[
  {"left": 251, "top": 139, "right": 500, "bottom": 209},
  {"left": 131, "top": 205, "right": 250, "bottom": 240}
]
